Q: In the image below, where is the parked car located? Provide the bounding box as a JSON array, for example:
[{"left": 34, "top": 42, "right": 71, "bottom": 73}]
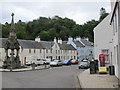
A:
[
  {"left": 45, "top": 59, "right": 52, "bottom": 64},
  {"left": 78, "top": 61, "right": 90, "bottom": 69},
  {"left": 50, "top": 60, "right": 62, "bottom": 66},
  {"left": 41, "top": 59, "right": 47, "bottom": 65},
  {"left": 62, "top": 59, "right": 72, "bottom": 65},
  {"left": 71, "top": 59, "right": 79, "bottom": 64}
]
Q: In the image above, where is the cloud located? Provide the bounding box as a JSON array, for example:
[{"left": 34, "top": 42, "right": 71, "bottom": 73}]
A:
[{"left": 1, "top": 2, "right": 111, "bottom": 24}]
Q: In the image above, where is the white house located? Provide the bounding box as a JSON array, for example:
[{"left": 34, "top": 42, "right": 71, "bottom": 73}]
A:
[
  {"left": 67, "top": 37, "right": 94, "bottom": 61},
  {"left": 94, "top": 14, "right": 113, "bottom": 66},
  {"left": 0, "top": 37, "right": 77, "bottom": 66},
  {"left": 110, "top": 1, "right": 120, "bottom": 79}
]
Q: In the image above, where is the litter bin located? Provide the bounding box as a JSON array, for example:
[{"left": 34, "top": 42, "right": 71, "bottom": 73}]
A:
[
  {"left": 31, "top": 63, "right": 36, "bottom": 70},
  {"left": 109, "top": 65, "right": 115, "bottom": 75},
  {"left": 90, "top": 60, "right": 96, "bottom": 74},
  {"left": 94, "top": 60, "right": 98, "bottom": 70}
]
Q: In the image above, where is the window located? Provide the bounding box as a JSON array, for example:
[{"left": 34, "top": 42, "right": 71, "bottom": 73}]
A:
[
  {"left": 34, "top": 49, "right": 36, "bottom": 53},
  {"left": 55, "top": 44, "right": 57, "bottom": 48},
  {"left": 114, "top": 46, "right": 116, "bottom": 64},
  {"left": 56, "top": 50, "right": 57, "bottom": 54},
  {"left": 117, "top": 45, "right": 119, "bottom": 65},
  {"left": 58, "top": 50, "right": 60, "bottom": 54},
  {"left": 74, "top": 56, "right": 76, "bottom": 59},
  {"left": 40, "top": 49, "right": 41, "bottom": 53},
  {"left": 50, "top": 49, "right": 52, "bottom": 53},
  {"left": 101, "top": 49, "right": 109, "bottom": 62},
  {"left": 29, "top": 49, "right": 31, "bottom": 53},
  {"left": 115, "top": 13, "right": 117, "bottom": 32},
  {"left": 46, "top": 49, "right": 48, "bottom": 53},
  {"left": 68, "top": 56, "right": 69, "bottom": 59},
  {"left": 113, "top": 19, "right": 115, "bottom": 35}
]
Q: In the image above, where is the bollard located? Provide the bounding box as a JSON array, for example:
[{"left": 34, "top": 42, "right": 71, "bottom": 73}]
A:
[
  {"left": 31, "top": 63, "right": 36, "bottom": 70},
  {"left": 45, "top": 63, "right": 47, "bottom": 68}
]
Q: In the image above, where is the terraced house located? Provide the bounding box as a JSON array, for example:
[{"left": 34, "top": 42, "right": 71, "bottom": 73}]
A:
[
  {"left": 67, "top": 37, "right": 94, "bottom": 61},
  {"left": 110, "top": 1, "right": 120, "bottom": 81},
  {"left": 0, "top": 37, "right": 77, "bottom": 66}
]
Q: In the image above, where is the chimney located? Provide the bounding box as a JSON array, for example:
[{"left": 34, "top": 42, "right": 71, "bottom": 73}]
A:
[
  {"left": 58, "top": 38, "right": 62, "bottom": 44},
  {"left": 35, "top": 36, "right": 41, "bottom": 42},
  {"left": 76, "top": 37, "right": 81, "bottom": 41},
  {"left": 67, "top": 36, "right": 73, "bottom": 44},
  {"left": 54, "top": 37, "right": 57, "bottom": 43},
  {"left": 85, "top": 38, "right": 89, "bottom": 41}
]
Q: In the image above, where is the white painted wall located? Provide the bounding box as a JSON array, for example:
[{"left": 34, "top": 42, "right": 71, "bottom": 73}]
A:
[
  {"left": 94, "top": 14, "right": 113, "bottom": 65},
  {"left": 111, "top": 1, "right": 120, "bottom": 78}
]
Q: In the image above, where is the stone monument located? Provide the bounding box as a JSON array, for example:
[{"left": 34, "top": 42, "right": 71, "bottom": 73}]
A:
[{"left": 3, "top": 13, "right": 21, "bottom": 69}]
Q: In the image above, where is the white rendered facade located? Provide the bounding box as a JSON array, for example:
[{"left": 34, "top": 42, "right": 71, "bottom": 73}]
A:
[{"left": 94, "top": 14, "right": 113, "bottom": 66}]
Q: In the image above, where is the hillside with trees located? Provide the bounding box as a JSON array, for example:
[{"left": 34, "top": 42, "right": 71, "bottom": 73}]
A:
[{"left": 2, "top": 8, "right": 109, "bottom": 42}]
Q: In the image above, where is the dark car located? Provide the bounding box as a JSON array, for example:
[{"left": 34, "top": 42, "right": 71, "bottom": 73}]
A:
[
  {"left": 78, "top": 61, "right": 90, "bottom": 69},
  {"left": 62, "top": 59, "right": 71, "bottom": 65}
]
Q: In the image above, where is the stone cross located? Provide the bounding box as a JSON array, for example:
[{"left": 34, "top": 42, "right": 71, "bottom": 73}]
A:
[{"left": 3, "top": 13, "right": 21, "bottom": 69}]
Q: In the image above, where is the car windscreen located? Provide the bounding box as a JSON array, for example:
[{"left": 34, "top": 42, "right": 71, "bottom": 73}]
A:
[
  {"left": 54, "top": 60, "right": 59, "bottom": 62},
  {"left": 80, "top": 62, "right": 88, "bottom": 65}
]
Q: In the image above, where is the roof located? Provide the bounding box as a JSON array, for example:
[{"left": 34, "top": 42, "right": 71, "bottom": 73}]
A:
[
  {"left": 73, "top": 41, "right": 84, "bottom": 47},
  {"left": 58, "top": 42, "right": 76, "bottom": 50},
  {"left": 19, "top": 40, "right": 43, "bottom": 49},
  {"left": 0, "top": 38, "right": 43, "bottom": 49},
  {"left": 80, "top": 39, "right": 92, "bottom": 46},
  {"left": 0, "top": 38, "right": 76, "bottom": 50},
  {"left": 40, "top": 41, "right": 54, "bottom": 49}
]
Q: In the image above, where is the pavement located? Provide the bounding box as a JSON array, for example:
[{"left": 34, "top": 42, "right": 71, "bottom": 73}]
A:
[
  {"left": 78, "top": 69, "right": 119, "bottom": 89},
  {"left": 0, "top": 65, "right": 50, "bottom": 72}
]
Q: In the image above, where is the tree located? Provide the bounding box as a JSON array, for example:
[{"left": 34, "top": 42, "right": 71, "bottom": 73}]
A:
[
  {"left": 2, "top": 8, "right": 108, "bottom": 42},
  {"left": 99, "top": 13, "right": 109, "bottom": 22}
]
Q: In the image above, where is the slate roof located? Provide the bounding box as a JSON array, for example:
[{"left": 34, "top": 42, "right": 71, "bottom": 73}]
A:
[
  {"left": 0, "top": 38, "right": 75, "bottom": 50},
  {"left": 80, "top": 39, "right": 92, "bottom": 46},
  {"left": 40, "top": 41, "right": 54, "bottom": 49},
  {"left": 19, "top": 40, "right": 43, "bottom": 49},
  {"left": 73, "top": 41, "right": 84, "bottom": 47},
  {"left": 0, "top": 38, "right": 43, "bottom": 49},
  {"left": 58, "top": 42, "right": 76, "bottom": 50}
]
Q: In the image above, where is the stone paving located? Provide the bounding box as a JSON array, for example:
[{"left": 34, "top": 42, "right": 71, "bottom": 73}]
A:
[{"left": 78, "top": 69, "right": 119, "bottom": 89}]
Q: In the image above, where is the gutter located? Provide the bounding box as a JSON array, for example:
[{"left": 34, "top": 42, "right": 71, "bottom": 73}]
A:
[{"left": 110, "top": 1, "right": 119, "bottom": 24}]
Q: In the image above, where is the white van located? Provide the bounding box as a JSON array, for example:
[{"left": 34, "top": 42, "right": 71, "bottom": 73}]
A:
[{"left": 25, "top": 56, "right": 43, "bottom": 65}]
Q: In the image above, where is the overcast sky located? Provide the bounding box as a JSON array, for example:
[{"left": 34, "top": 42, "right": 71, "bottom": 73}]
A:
[{"left": 1, "top": 0, "right": 111, "bottom": 24}]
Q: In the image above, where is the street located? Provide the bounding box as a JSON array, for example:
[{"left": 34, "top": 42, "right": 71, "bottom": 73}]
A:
[{"left": 2, "top": 65, "right": 84, "bottom": 88}]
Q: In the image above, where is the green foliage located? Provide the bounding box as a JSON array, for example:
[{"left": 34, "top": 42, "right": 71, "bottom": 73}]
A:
[
  {"left": 99, "top": 13, "right": 109, "bottom": 22},
  {"left": 2, "top": 12, "right": 108, "bottom": 42}
]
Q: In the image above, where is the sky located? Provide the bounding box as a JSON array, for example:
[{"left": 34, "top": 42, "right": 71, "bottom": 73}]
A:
[{"left": 1, "top": 0, "right": 111, "bottom": 25}]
